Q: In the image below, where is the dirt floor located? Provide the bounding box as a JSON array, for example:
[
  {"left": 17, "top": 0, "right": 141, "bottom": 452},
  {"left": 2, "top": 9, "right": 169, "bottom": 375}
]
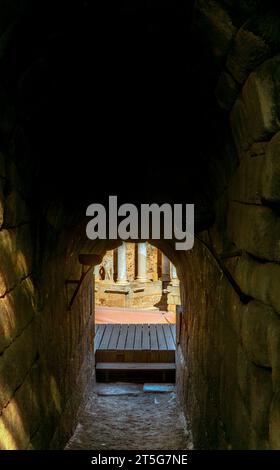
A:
[
  {"left": 95, "top": 306, "right": 176, "bottom": 324},
  {"left": 65, "top": 383, "right": 192, "bottom": 450}
]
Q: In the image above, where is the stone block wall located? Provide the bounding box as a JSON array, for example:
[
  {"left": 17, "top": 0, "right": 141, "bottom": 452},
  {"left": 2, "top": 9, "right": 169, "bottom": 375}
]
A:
[
  {"left": 95, "top": 243, "right": 176, "bottom": 310},
  {"left": 0, "top": 0, "right": 98, "bottom": 447},
  {"left": 34, "top": 233, "right": 95, "bottom": 450},
  {"left": 177, "top": 0, "right": 280, "bottom": 450}
]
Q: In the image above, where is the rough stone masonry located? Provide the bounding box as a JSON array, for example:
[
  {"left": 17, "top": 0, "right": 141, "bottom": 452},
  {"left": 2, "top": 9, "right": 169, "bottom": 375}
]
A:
[{"left": 0, "top": 0, "right": 280, "bottom": 451}]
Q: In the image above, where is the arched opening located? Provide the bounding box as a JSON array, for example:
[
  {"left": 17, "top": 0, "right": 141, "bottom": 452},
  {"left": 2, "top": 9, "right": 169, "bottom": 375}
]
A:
[
  {"left": 60, "top": 236, "right": 190, "bottom": 450},
  {"left": 93, "top": 242, "right": 180, "bottom": 384}
]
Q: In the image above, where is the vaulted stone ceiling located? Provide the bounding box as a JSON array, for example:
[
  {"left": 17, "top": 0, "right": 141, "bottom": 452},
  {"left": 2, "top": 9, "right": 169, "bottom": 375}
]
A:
[
  {"left": 0, "top": 1, "right": 216, "bottom": 231},
  {"left": 1, "top": 0, "right": 280, "bottom": 228}
]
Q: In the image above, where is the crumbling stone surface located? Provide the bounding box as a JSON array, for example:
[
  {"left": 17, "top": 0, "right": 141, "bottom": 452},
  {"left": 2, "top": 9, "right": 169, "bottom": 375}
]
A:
[{"left": 229, "top": 143, "right": 266, "bottom": 204}]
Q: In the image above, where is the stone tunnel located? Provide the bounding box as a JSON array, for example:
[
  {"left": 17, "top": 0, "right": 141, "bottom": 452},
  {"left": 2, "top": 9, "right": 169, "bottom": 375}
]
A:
[{"left": 1, "top": 0, "right": 280, "bottom": 450}]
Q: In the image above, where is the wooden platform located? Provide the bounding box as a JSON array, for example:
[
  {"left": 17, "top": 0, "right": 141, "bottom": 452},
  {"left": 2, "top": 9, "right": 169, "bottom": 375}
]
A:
[
  {"left": 95, "top": 324, "right": 176, "bottom": 382},
  {"left": 95, "top": 306, "right": 176, "bottom": 324},
  {"left": 95, "top": 324, "right": 176, "bottom": 363}
]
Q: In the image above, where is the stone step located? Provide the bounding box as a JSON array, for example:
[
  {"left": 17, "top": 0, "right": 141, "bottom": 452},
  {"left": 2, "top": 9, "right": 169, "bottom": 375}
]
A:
[
  {"left": 95, "top": 362, "right": 176, "bottom": 384},
  {"left": 96, "top": 362, "right": 176, "bottom": 370}
]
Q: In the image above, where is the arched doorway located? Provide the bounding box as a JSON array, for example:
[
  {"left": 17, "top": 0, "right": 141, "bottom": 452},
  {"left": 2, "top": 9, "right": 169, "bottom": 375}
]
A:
[{"left": 93, "top": 241, "right": 181, "bottom": 384}]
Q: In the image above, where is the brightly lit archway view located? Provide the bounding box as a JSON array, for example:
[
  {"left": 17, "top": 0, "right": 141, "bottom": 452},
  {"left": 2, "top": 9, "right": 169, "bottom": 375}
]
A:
[{"left": 93, "top": 242, "right": 181, "bottom": 384}]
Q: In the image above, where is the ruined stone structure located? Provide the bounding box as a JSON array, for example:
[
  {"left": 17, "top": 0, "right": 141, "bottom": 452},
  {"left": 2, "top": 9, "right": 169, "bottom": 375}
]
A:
[
  {"left": 0, "top": 0, "right": 280, "bottom": 451},
  {"left": 95, "top": 242, "right": 180, "bottom": 311}
]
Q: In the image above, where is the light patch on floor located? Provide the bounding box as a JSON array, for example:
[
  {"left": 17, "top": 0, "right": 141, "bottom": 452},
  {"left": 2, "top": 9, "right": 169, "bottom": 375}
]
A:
[
  {"left": 143, "top": 383, "right": 175, "bottom": 393},
  {"left": 95, "top": 383, "right": 143, "bottom": 396}
]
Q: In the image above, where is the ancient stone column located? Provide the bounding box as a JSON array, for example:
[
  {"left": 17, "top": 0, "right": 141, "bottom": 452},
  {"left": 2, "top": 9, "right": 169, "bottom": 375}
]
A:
[
  {"left": 136, "top": 242, "right": 148, "bottom": 282},
  {"left": 116, "top": 242, "right": 128, "bottom": 284},
  {"left": 162, "top": 254, "right": 170, "bottom": 282},
  {"left": 94, "top": 264, "right": 100, "bottom": 280},
  {"left": 171, "top": 263, "right": 179, "bottom": 286}
]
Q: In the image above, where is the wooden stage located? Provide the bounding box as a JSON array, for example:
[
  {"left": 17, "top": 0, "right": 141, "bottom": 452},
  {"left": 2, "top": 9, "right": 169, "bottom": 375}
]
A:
[{"left": 95, "top": 323, "right": 176, "bottom": 383}]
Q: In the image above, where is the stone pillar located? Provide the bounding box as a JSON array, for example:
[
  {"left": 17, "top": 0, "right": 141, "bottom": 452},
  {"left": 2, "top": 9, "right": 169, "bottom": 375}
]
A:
[
  {"left": 162, "top": 254, "right": 170, "bottom": 282},
  {"left": 116, "top": 242, "right": 128, "bottom": 284},
  {"left": 136, "top": 242, "right": 148, "bottom": 282},
  {"left": 171, "top": 263, "right": 179, "bottom": 286}
]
